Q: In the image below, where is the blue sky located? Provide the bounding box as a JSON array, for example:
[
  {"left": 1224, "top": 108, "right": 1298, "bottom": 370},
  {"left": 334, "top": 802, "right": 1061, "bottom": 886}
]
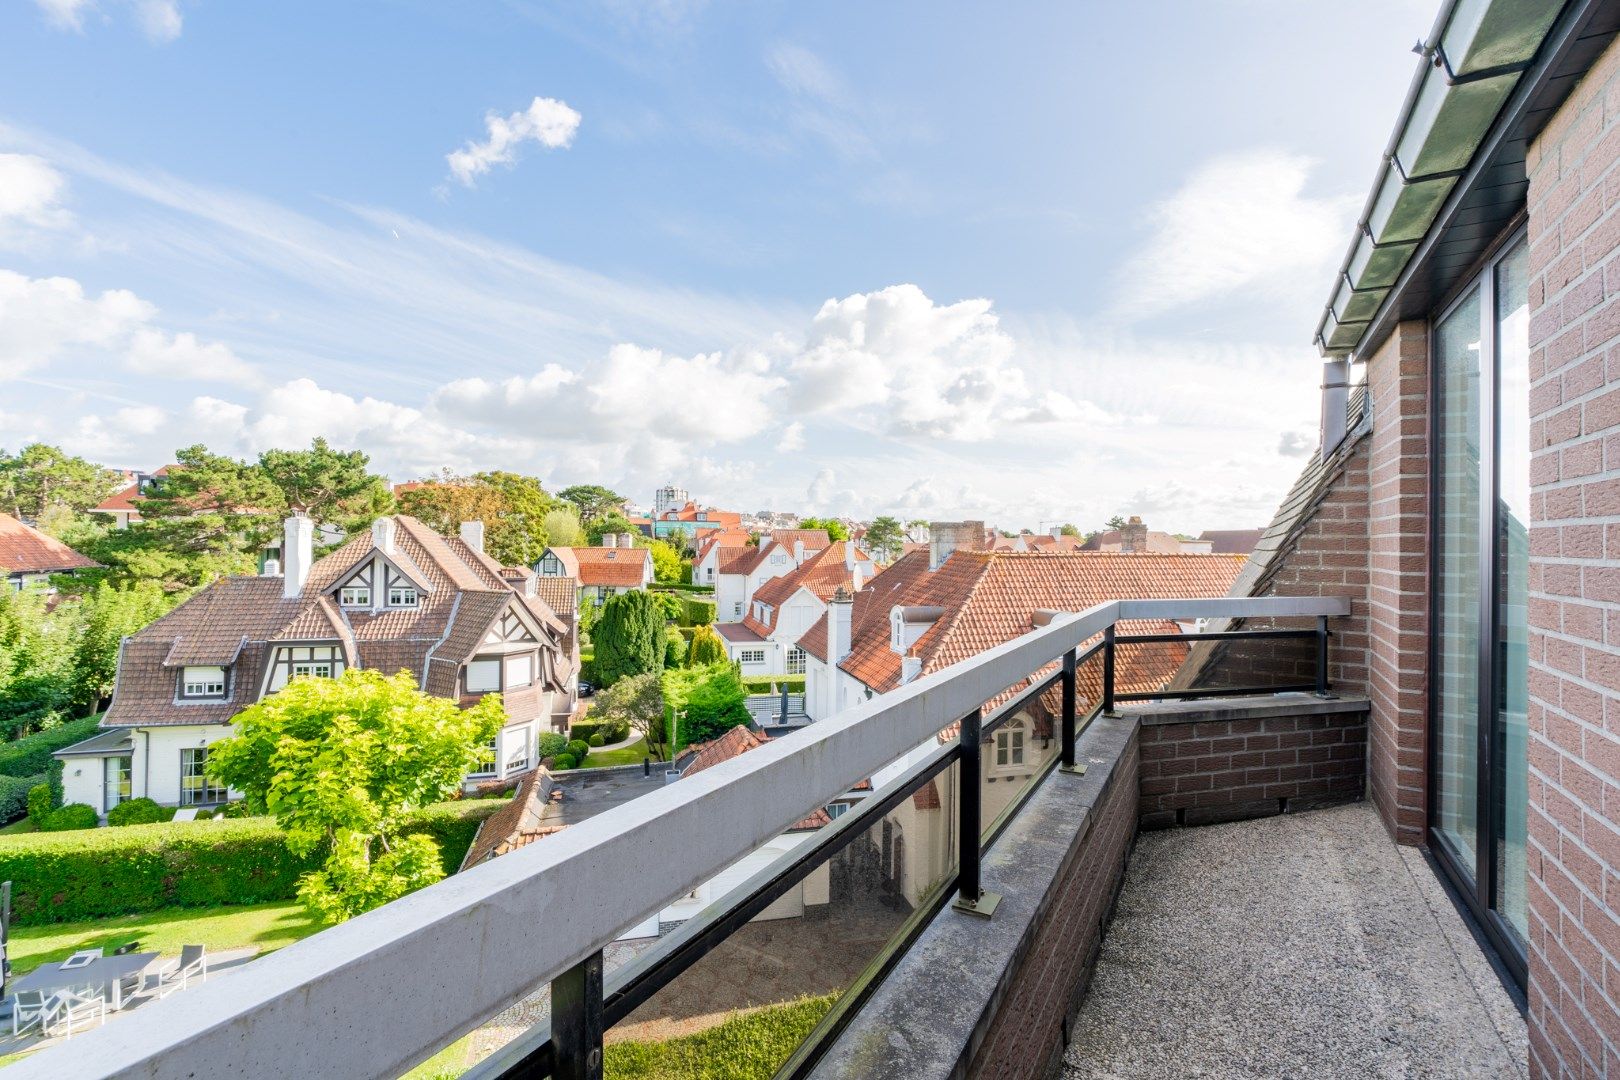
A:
[{"left": 0, "top": 0, "right": 1429, "bottom": 532}]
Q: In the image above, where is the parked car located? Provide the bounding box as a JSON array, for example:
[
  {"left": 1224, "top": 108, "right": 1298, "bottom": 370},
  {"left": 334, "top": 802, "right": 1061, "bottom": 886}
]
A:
[{"left": 578, "top": 681, "right": 595, "bottom": 698}]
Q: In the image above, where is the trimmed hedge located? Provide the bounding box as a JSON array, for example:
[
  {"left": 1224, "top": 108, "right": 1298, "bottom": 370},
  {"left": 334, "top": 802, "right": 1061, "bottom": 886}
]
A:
[
  {"left": 0, "top": 714, "right": 102, "bottom": 778},
  {"left": 107, "top": 797, "right": 173, "bottom": 827},
  {"left": 37, "top": 803, "right": 98, "bottom": 832},
  {"left": 569, "top": 720, "right": 629, "bottom": 745},
  {"left": 683, "top": 597, "right": 717, "bottom": 626},
  {"left": 0, "top": 798, "right": 508, "bottom": 925},
  {"left": 741, "top": 675, "right": 806, "bottom": 695},
  {"left": 0, "top": 773, "right": 43, "bottom": 824}
]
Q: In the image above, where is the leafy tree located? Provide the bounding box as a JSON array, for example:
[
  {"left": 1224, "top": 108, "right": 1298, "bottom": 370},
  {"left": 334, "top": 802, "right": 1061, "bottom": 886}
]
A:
[
  {"left": 1058, "top": 523, "right": 1081, "bottom": 537},
  {"left": 136, "top": 444, "right": 286, "bottom": 556},
  {"left": 1105, "top": 515, "right": 1128, "bottom": 530},
  {"left": 664, "top": 527, "right": 693, "bottom": 558},
  {"left": 558, "top": 484, "right": 626, "bottom": 527},
  {"left": 664, "top": 626, "right": 688, "bottom": 668},
  {"left": 669, "top": 662, "right": 751, "bottom": 744},
  {"left": 0, "top": 444, "right": 119, "bottom": 521},
  {"left": 70, "top": 582, "right": 172, "bottom": 709},
  {"left": 478, "top": 471, "right": 555, "bottom": 566},
  {"left": 592, "top": 591, "right": 664, "bottom": 686},
  {"left": 593, "top": 671, "right": 666, "bottom": 759},
  {"left": 687, "top": 625, "right": 727, "bottom": 667},
  {"left": 542, "top": 507, "right": 587, "bottom": 548},
  {"left": 72, "top": 519, "right": 250, "bottom": 593},
  {"left": 798, "top": 516, "right": 849, "bottom": 542},
  {"left": 904, "top": 519, "right": 930, "bottom": 542},
  {"left": 207, "top": 669, "right": 504, "bottom": 924},
  {"left": 0, "top": 587, "right": 78, "bottom": 724},
  {"left": 258, "top": 438, "right": 390, "bottom": 529},
  {"left": 864, "top": 516, "right": 903, "bottom": 562},
  {"left": 647, "top": 540, "right": 685, "bottom": 584},
  {"left": 587, "top": 510, "right": 639, "bottom": 546}
]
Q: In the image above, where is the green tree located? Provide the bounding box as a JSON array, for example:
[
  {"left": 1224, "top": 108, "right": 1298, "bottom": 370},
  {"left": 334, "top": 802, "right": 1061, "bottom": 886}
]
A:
[
  {"left": 647, "top": 539, "right": 685, "bottom": 584},
  {"left": 70, "top": 582, "right": 173, "bottom": 709},
  {"left": 0, "top": 587, "right": 78, "bottom": 724},
  {"left": 558, "top": 485, "right": 626, "bottom": 527},
  {"left": 664, "top": 626, "right": 688, "bottom": 668},
  {"left": 478, "top": 471, "right": 555, "bottom": 566},
  {"left": 686, "top": 625, "right": 726, "bottom": 667},
  {"left": 863, "top": 516, "right": 903, "bottom": 562},
  {"left": 1105, "top": 515, "right": 1127, "bottom": 530},
  {"left": 0, "top": 444, "right": 119, "bottom": 521},
  {"left": 587, "top": 509, "right": 639, "bottom": 545},
  {"left": 1058, "top": 523, "right": 1081, "bottom": 537},
  {"left": 674, "top": 662, "right": 751, "bottom": 744},
  {"left": 258, "top": 438, "right": 392, "bottom": 535},
  {"left": 207, "top": 669, "right": 504, "bottom": 924},
  {"left": 136, "top": 444, "right": 286, "bottom": 556},
  {"left": 592, "top": 591, "right": 664, "bottom": 686},
  {"left": 594, "top": 671, "right": 666, "bottom": 759},
  {"left": 798, "top": 517, "right": 849, "bottom": 542},
  {"left": 542, "top": 507, "right": 587, "bottom": 548}
]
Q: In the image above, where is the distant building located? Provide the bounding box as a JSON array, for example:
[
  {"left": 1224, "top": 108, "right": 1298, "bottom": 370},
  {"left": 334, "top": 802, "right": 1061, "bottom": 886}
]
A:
[
  {"left": 714, "top": 540, "right": 874, "bottom": 678},
  {"left": 534, "top": 534, "right": 654, "bottom": 604},
  {"left": 654, "top": 484, "right": 690, "bottom": 516},
  {"left": 704, "top": 528, "right": 831, "bottom": 623},
  {"left": 1079, "top": 516, "right": 1210, "bottom": 554},
  {"left": 93, "top": 467, "right": 168, "bottom": 529},
  {"left": 0, "top": 512, "right": 99, "bottom": 591}
]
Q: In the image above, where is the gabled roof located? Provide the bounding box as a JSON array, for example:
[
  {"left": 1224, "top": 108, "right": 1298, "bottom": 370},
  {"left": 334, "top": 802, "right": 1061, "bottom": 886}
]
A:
[
  {"left": 94, "top": 467, "right": 168, "bottom": 515},
  {"left": 743, "top": 543, "right": 873, "bottom": 637},
  {"left": 676, "top": 726, "right": 829, "bottom": 832},
  {"left": 543, "top": 546, "right": 651, "bottom": 589},
  {"left": 1197, "top": 529, "right": 1265, "bottom": 555},
  {"left": 0, "top": 513, "right": 99, "bottom": 576},
  {"left": 460, "top": 769, "right": 558, "bottom": 870},
  {"left": 717, "top": 546, "right": 756, "bottom": 575}
]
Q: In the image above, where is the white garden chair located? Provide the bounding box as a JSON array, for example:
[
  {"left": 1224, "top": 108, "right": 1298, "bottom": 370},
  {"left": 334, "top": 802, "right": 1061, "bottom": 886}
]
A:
[{"left": 42, "top": 988, "right": 106, "bottom": 1038}]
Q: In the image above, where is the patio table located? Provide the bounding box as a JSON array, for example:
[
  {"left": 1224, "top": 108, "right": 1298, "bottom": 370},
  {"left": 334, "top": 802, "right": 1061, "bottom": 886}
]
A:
[{"left": 12, "top": 952, "right": 161, "bottom": 1011}]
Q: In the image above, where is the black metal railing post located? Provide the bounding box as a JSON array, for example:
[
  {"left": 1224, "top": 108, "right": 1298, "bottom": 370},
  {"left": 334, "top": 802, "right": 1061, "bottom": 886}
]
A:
[
  {"left": 1314, "top": 615, "right": 1334, "bottom": 699},
  {"left": 1060, "top": 648, "right": 1084, "bottom": 775},
  {"left": 951, "top": 708, "right": 1000, "bottom": 918},
  {"left": 1101, "top": 625, "right": 1118, "bottom": 716},
  {"left": 552, "top": 950, "right": 604, "bottom": 1080}
]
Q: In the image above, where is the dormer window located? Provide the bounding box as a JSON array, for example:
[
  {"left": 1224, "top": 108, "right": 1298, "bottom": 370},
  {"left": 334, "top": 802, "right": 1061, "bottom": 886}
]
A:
[
  {"left": 340, "top": 586, "right": 370, "bottom": 607},
  {"left": 540, "top": 555, "right": 561, "bottom": 575},
  {"left": 890, "top": 610, "right": 903, "bottom": 651},
  {"left": 388, "top": 585, "right": 419, "bottom": 608},
  {"left": 182, "top": 666, "right": 226, "bottom": 698}
]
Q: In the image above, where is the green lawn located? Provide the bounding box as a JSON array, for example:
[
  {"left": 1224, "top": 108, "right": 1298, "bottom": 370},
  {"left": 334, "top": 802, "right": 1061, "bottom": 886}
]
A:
[
  {"left": 0, "top": 818, "right": 34, "bottom": 834},
  {"left": 604, "top": 994, "right": 837, "bottom": 1080},
  {"left": 9, "top": 900, "right": 323, "bottom": 976},
  {"left": 579, "top": 737, "right": 653, "bottom": 768}
]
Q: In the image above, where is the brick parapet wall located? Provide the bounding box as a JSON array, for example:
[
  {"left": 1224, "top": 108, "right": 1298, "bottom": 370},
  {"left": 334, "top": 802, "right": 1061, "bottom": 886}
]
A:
[
  {"left": 1134, "top": 699, "right": 1369, "bottom": 828},
  {"left": 1365, "top": 320, "right": 1433, "bottom": 846},
  {"left": 1526, "top": 29, "right": 1620, "bottom": 1080}
]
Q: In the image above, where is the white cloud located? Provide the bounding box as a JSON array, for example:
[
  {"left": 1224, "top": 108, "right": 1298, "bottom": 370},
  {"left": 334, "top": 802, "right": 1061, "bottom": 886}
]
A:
[
  {"left": 446, "top": 97, "right": 582, "bottom": 187},
  {"left": 33, "top": 0, "right": 184, "bottom": 40},
  {"left": 0, "top": 154, "right": 71, "bottom": 230},
  {"left": 1112, "top": 149, "right": 1356, "bottom": 320},
  {"left": 1277, "top": 429, "right": 1315, "bottom": 457},
  {"left": 777, "top": 421, "right": 805, "bottom": 453},
  {"left": 767, "top": 44, "right": 846, "bottom": 105},
  {"left": 68, "top": 404, "right": 170, "bottom": 459},
  {"left": 0, "top": 268, "right": 256, "bottom": 384},
  {"left": 33, "top": 0, "right": 89, "bottom": 31}
]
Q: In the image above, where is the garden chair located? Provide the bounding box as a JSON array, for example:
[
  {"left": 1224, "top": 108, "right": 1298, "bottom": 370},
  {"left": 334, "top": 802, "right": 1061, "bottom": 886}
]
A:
[
  {"left": 10, "top": 988, "right": 51, "bottom": 1036},
  {"left": 147, "top": 945, "right": 206, "bottom": 999},
  {"left": 42, "top": 988, "right": 105, "bottom": 1038}
]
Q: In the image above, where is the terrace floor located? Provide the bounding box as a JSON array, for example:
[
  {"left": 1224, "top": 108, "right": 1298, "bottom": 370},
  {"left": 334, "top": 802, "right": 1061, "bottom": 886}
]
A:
[{"left": 1065, "top": 801, "right": 1527, "bottom": 1079}]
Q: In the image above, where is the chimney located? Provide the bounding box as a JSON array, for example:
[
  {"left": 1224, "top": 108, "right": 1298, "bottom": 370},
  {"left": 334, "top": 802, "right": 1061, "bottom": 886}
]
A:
[
  {"left": 372, "top": 516, "right": 396, "bottom": 556},
  {"left": 621, "top": 533, "right": 636, "bottom": 549},
  {"left": 794, "top": 539, "right": 806, "bottom": 563},
  {"left": 1320, "top": 358, "right": 1349, "bottom": 456},
  {"left": 283, "top": 514, "right": 314, "bottom": 599},
  {"left": 1120, "top": 516, "right": 1148, "bottom": 553},
  {"left": 603, "top": 533, "right": 617, "bottom": 549},
  {"left": 844, "top": 539, "right": 855, "bottom": 571},
  {"left": 459, "top": 520, "right": 485, "bottom": 554},
  {"left": 852, "top": 562, "right": 866, "bottom": 593},
  {"left": 900, "top": 655, "right": 923, "bottom": 685},
  {"left": 929, "top": 520, "right": 985, "bottom": 571},
  {"left": 262, "top": 557, "right": 282, "bottom": 578},
  {"left": 828, "top": 586, "right": 854, "bottom": 663}
]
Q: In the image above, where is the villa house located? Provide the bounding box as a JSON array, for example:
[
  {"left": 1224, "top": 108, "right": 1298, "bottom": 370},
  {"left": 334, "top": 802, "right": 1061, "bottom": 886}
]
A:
[
  {"left": 645, "top": 499, "right": 744, "bottom": 542},
  {"left": 92, "top": 467, "right": 166, "bottom": 529},
  {"left": 709, "top": 528, "right": 831, "bottom": 623},
  {"left": 0, "top": 512, "right": 99, "bottom": 591},
  {"left": 688, "top": 528, "right": 756, "bottom": 586},
  {"left": 714, "top": 540, "right": 875, "bottom": 678},
  {"left": 533, "top": 535, "right": 653, "bottom": 605},
  {"left": 53, "top": 514, "right": 574, "bottom": 815}
]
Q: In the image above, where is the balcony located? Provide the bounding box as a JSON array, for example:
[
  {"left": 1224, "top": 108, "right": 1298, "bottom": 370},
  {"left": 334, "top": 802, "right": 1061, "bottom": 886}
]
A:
[{"left": 12, "top": 594, "right": 1503, "bottom": 1080}]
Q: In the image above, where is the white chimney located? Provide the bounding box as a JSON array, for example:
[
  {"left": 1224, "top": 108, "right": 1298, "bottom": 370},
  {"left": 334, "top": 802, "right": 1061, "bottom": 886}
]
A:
[
  {"left": 852, "top": 562, "right": 866, "bottom": 593},
  {"left": 900, "top": 655, "right": 923, "bottom": 685},
  {"left": 603, "top": 533, "right": 618, "bottom": 549},
  {"left": 828, "top": 586, "right": 854, "bottom": 664},
  {"left": 460, "top": 520, "right": 485, "bottom": 554},
  {"left": 794, "top": 539, "right": 806, "bottom": 563},
  {"left": 621, "top": 533, "right": 636, "bottom": 549},
  {"left": 1320, "top": 359, "right": 1349, "bottom": 456},
  {"left": 929, "top": 520, "right": 984, "bottom": 571},
  {"left": 844, "top": 539, "right": 855, "bottom": 571},
  {"left": 372, "top": 516, "right": 396, "bottom": 556},
  {"left": 283, "top": 514, "right": 314, "bottom": 599},
  {"left": 263, "top": 558, "right": 282, "bottom": 578}
]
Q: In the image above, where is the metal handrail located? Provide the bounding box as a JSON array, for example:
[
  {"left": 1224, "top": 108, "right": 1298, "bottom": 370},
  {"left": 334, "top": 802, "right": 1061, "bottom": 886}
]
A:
[{"left": 13, "top": 594, "right": 1350, "bottom": 1080}]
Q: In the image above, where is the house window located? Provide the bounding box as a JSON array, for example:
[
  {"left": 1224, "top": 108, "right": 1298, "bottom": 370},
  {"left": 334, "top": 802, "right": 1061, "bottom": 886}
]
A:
[
  {"left": 994, "top": 721, "right": 1027, "bottom": 770},
  {"left": 540, "top": 555, "right": 561, "bottom": 575},
  {"left": 504, "top": 654, "right": 533, "bottom": 689},
  {"left": 340, "top": 586, "right": 370, "bottom": 607},
  {"left": 469, "top": 739, "right": 497, "bottom": 777},
  {"left": 269, "top": 645, "right": 345, "bottom": 692},
  {"left": 826, "top": 802, "right": 850, "bottom": 820},
  {"left": 771, "top": 553, "right": 786, "bottom": 565},
  {"left": 387, "top": 586, "right": 419, "bottom": 608},
  {"left": 505, "top": 729, "right": 530, "bottom": 773},
  {"left": 105, "top": 756, "right": 132, "bottom": 808},
  {"left": 181, "top": 666, "right": 226, "bottom": 698},
  {"left": 786, "top": 647, "right": 806, "bottom": 675},
  {"left": 732, "top": 602, "right": 743, "bottom": 618},
  {"left": 466, "top": 659, "right": 501, "bottom": 693},
  {"left": 739, "top": 649, "right": 765, "bottom": 664},
  {"left": 180, "top": 748, "right": 227, "bottom": 806},
  {"left": 595, "top": 586, "right": 610, "bottom": 603},
  {"left": 292, "top": 660, "right": 334, "bottom": 679}
]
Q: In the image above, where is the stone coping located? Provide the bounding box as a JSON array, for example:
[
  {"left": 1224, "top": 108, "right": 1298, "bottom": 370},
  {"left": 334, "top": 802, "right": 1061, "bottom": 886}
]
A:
[{"left": 1119, "top": 692, "right": 1370, "bottom": 726}]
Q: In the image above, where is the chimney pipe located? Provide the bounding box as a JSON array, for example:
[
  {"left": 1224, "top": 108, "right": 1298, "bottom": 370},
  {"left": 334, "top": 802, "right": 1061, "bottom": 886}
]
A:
[
  {"left": 929, "top": 520, "right": 984, "bottom": 571},
  {"left": 844, "top": 539, "right": 855, "bottom": 571},
  {"left": 828, "top": 586, "right": 854, "bottom": 664},
  {"left": 283, "top": 514, "right": 314, "bottom": 599},
  {"left": 372, "top": 516, "right": 396, "bottom": 556},
  {"left": 1320, "top": 359, "right": 1349, "bottom": 456},
  {"left": 460, "top": 520, "right": 485, "bottom": 554},
  {"left": 794, "top": 539, "right": 806, "bottom": 563}
]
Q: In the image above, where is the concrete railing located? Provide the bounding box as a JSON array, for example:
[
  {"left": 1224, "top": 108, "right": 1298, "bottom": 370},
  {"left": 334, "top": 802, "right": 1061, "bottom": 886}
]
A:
[{"left": 14, "top": 595, "right": 1350, "bottom": 1080}]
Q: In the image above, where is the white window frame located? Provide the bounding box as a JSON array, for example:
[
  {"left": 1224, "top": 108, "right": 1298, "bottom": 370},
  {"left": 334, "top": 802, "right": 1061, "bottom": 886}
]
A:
[
  {"left": 505, "top": 728, "right": 531, "bottom": 774},
  {"left": 387, "top": 585, "right": 419, "bottom": 608},
  {"left": 994, "top": 720, "right": 1028, "bottom": 773},
  {"left": 292, "top": 660, "right": 335, "bottom": 679},
  {"left": 738, "top": 648, "right": 765, "bottom": 665},
  {"left": 469, "top": 739, "right": 497, "bottom": 777},
  {"left": 786, "top": 646, "right": 806, "bottom": 675},
  {"left": 105, "top": 755, "right": 132, "bottom": 808},
  {"left": 181, "top": 666, "right": 226, "bottom": 698},
  {"left": 540, "top": 555, "right": 561, "bottom": 576},
  {"left": 339, "top": 586, "right": 371, "bottom": 607},
  {"left": 180, "top": 747, "right": 227, "bottom": 806},
  {"left": 466, "top": 658, "right": 502, "bottom": 693},
  {"left": 732, "top": 602, "right": 743, "bottom": 618}
]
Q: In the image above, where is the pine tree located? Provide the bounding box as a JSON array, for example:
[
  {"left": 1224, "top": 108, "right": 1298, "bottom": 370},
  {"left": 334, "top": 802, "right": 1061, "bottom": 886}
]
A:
[
  {"left": 686, "top": 625, "right": 727, "bottom": 667},
  {"left": 592, "top": 591, "right": 663, "bottom": 686}
]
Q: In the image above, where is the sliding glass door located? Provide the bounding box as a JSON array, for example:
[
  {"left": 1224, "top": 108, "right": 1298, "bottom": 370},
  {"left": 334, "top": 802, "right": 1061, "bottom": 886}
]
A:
[{"left": 1430, "top": 230, "right": 1529, "bottom": 982}]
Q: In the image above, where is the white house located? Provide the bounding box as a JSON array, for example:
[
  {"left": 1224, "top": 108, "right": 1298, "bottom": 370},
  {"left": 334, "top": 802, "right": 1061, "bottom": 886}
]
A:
[
  {"left": 709, "top": 528, "right": 830, "bottom": 624},
  {"left": 534, "top": 535, "right": 653, "bottom": 605},
  {"left": 714, "top": 540, "right": 872, "bottom": 679}
]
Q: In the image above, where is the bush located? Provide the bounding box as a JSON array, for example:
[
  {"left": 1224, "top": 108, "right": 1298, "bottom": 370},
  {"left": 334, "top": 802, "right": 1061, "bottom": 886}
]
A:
[
  {"left": 0, "top": 714, "right": 102, "bottom": 778},
  {"left": 587, "top": 733, "right": 605, "bottom": 747},
  {"left": 567, "top": 739, "right": 590, "bottom": 765},
  {"left": 219, "top": 801, "right": 252, "bottom": 818},
  {"left": 683, "top": 597, "right": 716, "bottom": 626},
  {"left": 740, "top": 675, "right": 807, "bottom": 696},
  {"left": 553, "top": 753, "right": 577, "bottom": 770},
  {"left": 107, "top": 797, "right": 169, "bottom": 827},
  {"left": 664, "top": 627, "right": 687, "bottom": 669},
  {"left": 683, "top": 665, "right": 753, "bottom": 744},
  {"left": 569, "top": 720, "right": 603, "bottom": 743},
  {"left": 26, "top": 783, "right": 55, "bottom": 822},
  {"left": 0, "top": 774, "right": 43, "bottom": 824},
  {"left": 37, "top": 803, "right": 99, "bottom": 832},
  {"left": 537, "top": 732, "right": 568, "bottom": 761},
  {"left": 398, "top": 799, "right": 508, "bottom": 876}
]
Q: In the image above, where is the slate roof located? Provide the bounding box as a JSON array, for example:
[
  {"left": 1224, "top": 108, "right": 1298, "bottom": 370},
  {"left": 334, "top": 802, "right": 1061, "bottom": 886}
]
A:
[
  {"left": 676, "top": 726, "right": 830, "bottom": 831},
  {"left": 0, "top": 513, "right": 99, "bottom": 576},
  {"left": 104, "top": 515, "right": 567, "bottom": 728}
]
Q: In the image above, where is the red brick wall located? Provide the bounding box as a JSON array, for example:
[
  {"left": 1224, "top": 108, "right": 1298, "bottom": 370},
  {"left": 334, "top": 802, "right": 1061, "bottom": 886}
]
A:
[
  {"left": 1365, "top": 321, "right": 1432, "bottom": 846},
  {"left": 1526, "top": 32, "right": 1620, "bottom": 1080},
  {"left": 1136, "top": 707, "right": 1367, "bottom": 827}
]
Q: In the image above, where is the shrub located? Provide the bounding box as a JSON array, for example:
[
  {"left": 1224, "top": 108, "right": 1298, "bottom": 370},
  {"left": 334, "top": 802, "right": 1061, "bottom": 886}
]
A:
[
  {"left": 683, "top": 665, "right": 753, "bottom": 744},
  {"left": 553, "top": 753, "right": 577, "bottom": 770},
  {"left": 567, "top": 739, "right": 590, "bottom": 765},
  {"left": 26, "top": 783, "right": 55, "bottom": 823},
  {"left": 603, "top": 720, "right": 630, "bottom": 742},
  {"left": 683, "top": 597, "right": 716, "bottom": 626},
  {"left": 740, "top": 675, "right": 807, "bottom": 696},
  {"left": 0, "top": 774, "right": 43, "bottom": 824},
  {"left": 107, "top": 797, "right": 168, "bottom": 827},
  {"left": 569, "top": 720, "right": 604, "bottom": 743},
  {"left": 537, "top": 732, "right": 568, "bottom": 761},
  {"left": 37, "top": 803, "right": 99, "bottom": 832},
  {"left": 0, "top": 714, "right": 102, "bottom": 778},
  {"left": 398, "top": 799, "right": 508, "bottom": 876},
  {"left": 587, "top": 733, "right": 605, "bottom": 747},
  {"left": 592, "top": 592, "right": 664, "bottom": 687},
  {"left": 219, "top": 801, "right": 251, "bottom": 818},
  {"left": 664, "top": 626, "right": 687, "bottom": 669}
]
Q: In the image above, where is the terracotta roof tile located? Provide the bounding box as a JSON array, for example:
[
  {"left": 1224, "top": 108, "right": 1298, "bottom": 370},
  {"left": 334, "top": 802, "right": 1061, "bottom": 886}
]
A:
[
  {"left": 547, "top": 546, "right": 651, "bottom": 589},
  {"left": 677, "top": 726, "right": 829, "bottom": 831},
  {"left": 0, "top": 513, "right": 99, "bottom": 576}
]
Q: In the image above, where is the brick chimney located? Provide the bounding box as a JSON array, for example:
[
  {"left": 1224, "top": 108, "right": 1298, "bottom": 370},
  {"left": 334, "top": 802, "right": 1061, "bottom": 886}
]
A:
[
  {"left": 1120, "top": 516, "right": 1148, "bottom": 553},
  {"left": 283, "top": 513, "right": 314, "bottom": 599},
  {"left": 459, "top": 520, "right": 485, "bottom": 554},
  {"left": 828, "top": 586, "right": 854, "bottom": 664},
  {"left": 929, "top": 520, "right": 985, "bottom": 571}
]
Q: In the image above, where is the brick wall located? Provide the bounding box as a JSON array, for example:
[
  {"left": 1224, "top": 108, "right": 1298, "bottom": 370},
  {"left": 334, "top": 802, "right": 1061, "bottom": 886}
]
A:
[
  {"left": 1526, "top": 30, "right": 1620, "bottom": 1080},
  {"left": 1135, "top": 703, "right": 1368, "bottom": 828},
  {"left": 1365, "top": 321, "right": 1432, "bottom": 846}
]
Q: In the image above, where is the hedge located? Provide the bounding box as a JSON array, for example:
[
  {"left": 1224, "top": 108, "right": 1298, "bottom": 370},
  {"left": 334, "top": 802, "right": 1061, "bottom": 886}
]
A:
[
  {"left": 569, "top": 720, "right": 628, "bottom": 745},
  {"left": 0, "top": 714, "right": 102, "bottom": 778},
  {"left": 683, "top": 598, "right": 716, "bottom": 627},
  {"left": 37, "top": 803, "right": 98, "bottom": 832},
  {"left": 741, "top": 675, "right": 806, "bottom": 696},
  {"left": 0, "top": 798, "right": 508, "bottom": 924},
  {"left": 0, "top": 773, "right": 43, "bottom": 824}
]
